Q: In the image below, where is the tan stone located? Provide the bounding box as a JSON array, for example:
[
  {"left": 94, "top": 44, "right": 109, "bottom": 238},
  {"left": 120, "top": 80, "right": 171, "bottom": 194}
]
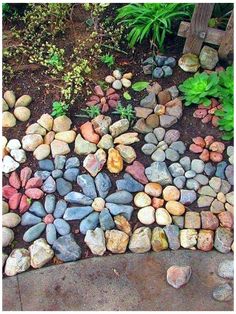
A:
[
  {"left": 163, "top": 186, "right": 180, "bottom": 201},
  {"left": 114, "top": 215, "right": 132, "bottom": 236},
  {"left": 107, "top": 148, "right": 123, "bottom": 174},
  {"left": 166, "top": 201, "right": 185, "bottom": 216},
  {"left": 151, "top": 227, "right": 168, "bottom": 252},
  {"left": 105, "top": 230, "right": 129, "bottom": 254}
]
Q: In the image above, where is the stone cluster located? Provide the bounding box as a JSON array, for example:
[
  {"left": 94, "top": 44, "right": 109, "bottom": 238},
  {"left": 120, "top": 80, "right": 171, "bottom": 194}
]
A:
[
  {"left": 133, "top": 82, "right": 182, "bottom": 132},
  {"left": 141, "top": 128, "right": 186, "bottom": 162},
  {"left": 23, "top": 114, "right": 75, "bottom": 159},
  {"left": 193, "top": 98, "right": 221, "bottom": 127},
  {"left": 2, "top": 137, "right": 27, "bottom": 173},
  {"left": 142, "top": 55, "right": 176, "bottom": 78},
  {"left": 75, "top": 116, "right": 139, "bottom": 175},
  {"left": 105, "top": 70, "right": 132, "bottom": 90},
  {"left": 2, "top": 91, "right": 32, "bottom": 128}
]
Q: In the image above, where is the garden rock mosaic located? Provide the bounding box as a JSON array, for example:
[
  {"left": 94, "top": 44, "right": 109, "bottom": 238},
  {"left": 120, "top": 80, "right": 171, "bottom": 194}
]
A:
[
  {"left": 2, "top": 137, "right": 27, "bottom": 173},
  {"left": 142, "top": 55, "right": 176, "bottom": 78},
  {"left": 193, "top": 98, "right": 221, "bottom": 127},
  {"left": 105, "top": 70, "right": 132, "bottom": 89}
]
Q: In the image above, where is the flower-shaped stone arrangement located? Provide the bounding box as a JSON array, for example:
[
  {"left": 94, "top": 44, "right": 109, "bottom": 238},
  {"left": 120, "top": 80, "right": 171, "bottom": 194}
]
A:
[
  {"left": 63, "top": 172, "right": 134, "bottom": 234},
  {"left": 133, "top": 82, "right": 182, "bottom": 133},
  {"left": 2, "top": 167, "right": 44, "bottom": 214},
  {"left": 189, "top": 136, "right": 225, "bottom": 162},
  {"left": 21, "top": 196, "right": 71, "bottom": 244},
  {"left": 2, "top": 138, "right": 27, "bottom": 173},
  {"left": 193, "top": 98, "right": 221, "bottom": 127},
  {"left": 23, "top": 114, "right": 76, "bottom": 160},
  {"left": 141, "top": 128, "right": 186, "bottom": 162},
  {"left": 75, "top": 116, "right": 139, "bottom": 175},
  {"left": 105, "top": 69, "right": 132, "bottom": 90},
  {"left": 2, "top": 90, "right": 32, "bottom": 128},
  {"left": 86, "top": 85, "right": 120, "bottom": 113},
  {"left": 142, "top": 55, "right": 176, "bottom": 78}
]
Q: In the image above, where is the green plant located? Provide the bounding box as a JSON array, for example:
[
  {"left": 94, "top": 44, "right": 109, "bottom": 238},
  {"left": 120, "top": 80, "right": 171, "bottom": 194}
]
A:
[
  {"left": 123, "top": 91, "right": 132, "bottom": 100},
  {"left": 100, "top": 53, "right": 115, "bottom": 68},
  {"left": 51, "top": 101, "right": 69, "bottom": 117},
  {"left": 115, "top": 3, "right": 192, "bottom": 50},
  {"left": 112, "top": 103, "right": 135, "bottom": 122},
  {"left": 77, "top": 106, "right": 101, "bottom": 118},
  {"left": 209, "top": 3, "right": 233, "bottom": 29},
  {"left": 132, "top": 81, "right": 149, "bottom": 92},
  {"left": 179, "top": 72, "right": 219, "bottom": 106}
]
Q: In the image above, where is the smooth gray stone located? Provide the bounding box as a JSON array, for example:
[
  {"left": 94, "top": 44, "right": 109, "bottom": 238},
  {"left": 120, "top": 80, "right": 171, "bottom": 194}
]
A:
[
  {"left": 63, "top": 168, "right": 80, "bottom": 182},
  {"left": 63, "top": 206, "right": 93, "bottom": 220},
  {"left": 179, "top": 156, "right": 191, "bottom": 171},
  {"left": 64, "top": 192, "right": 93, "bottom": 205},
  {"left": 44, "top": 194, "right": 56, "bottom": 214},
  {"left": 99, "top": 208, "right": 115, "bottom": 230},
  {"left": 52, "top": 233, "right": 81, "bottom": 262},
  {"left": 34, "top": 170, "right": 50, "bottom": 180},
  {"left": 105, "top": 191, "right": 133, "bottom": 204},
  {"left": 46, "top": 223, "right": 57, "bottom": 245},
  {"left": 95, "top": 172, "right": 111, "bottom": 198},
  {"left": 23, "top": 222, "right": 46, "bottom": 242},
  {"left": 21, "top": 212, "right": 42, "bottom": 226},
  {"left": 52, "top": 169, "right": 63, "bottom": 179},
  {"left": 56, "top": 178, "right": 72, "bottom": 196},
  {"left": 106, "top": 203, "right": 134, "bottom": 220},
  {"left": 80, "top": 212, "right": 99, "bottom": 235},
  {"left": 65, "top": 157, "right": 80, "bottom": 169},
  {"left": 54, "top": 200, "right": 67, "bottom": 219},
  {"left": 54, "top": 218, "right": 71, "bottom": 236},
  {"left": 29, "top": 201, "right": 46, "bottom": 217},
  {"left": 77, "top": 174, "right": 97, "bottom": 199},
  {"left": 42, "top": 176, "right": 56, "bottom": 193},
  {"left": 163, "top": 225, "right": 180, "bottom": 250}
]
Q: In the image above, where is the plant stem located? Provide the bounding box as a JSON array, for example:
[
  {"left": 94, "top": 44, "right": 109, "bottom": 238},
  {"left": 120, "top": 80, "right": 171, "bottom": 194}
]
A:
[{"left": 101, "top": 44, "right": 128, "bottom": 55}]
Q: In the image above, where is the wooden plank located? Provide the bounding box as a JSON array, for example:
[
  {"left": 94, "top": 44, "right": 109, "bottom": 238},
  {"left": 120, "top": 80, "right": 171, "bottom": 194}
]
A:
[
  {"left": 178, "top": 21, "right": 225, "bottom": 46},
  {"left": 183, "top": 3, "right": 214, "bottom": 54},
  {"left": 218, "top": 10, "right": 234, "bottom": 59}
]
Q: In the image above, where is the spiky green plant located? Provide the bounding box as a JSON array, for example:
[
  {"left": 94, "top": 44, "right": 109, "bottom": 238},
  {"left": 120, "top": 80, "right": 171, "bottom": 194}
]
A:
[{"left": 112, "top": 103, "right": 135, "bottom": 122}]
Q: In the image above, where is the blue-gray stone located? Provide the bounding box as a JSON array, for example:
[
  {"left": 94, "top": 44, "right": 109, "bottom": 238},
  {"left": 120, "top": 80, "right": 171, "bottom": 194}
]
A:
[
  {"left": 64, "top": 192, "right": 93, "bottom": 205},
  {"left": 95, "top": 172, "right": 111, "bottom": 198},
  {"left": 180, "top": 189, "right": 197, "bottom": 205},
  {"left": 185, "top": 170, "right": 196, "bottom": 179},
  {"left": 64, "top": 168, "right": 79, "bottom": 182},
  {"left": 56, "top": 178, "right": 72, "bottom": 196},
  {"left": 225, "top": 165, "right": 234, "bottom": 185},
  {"left": 54, "top": 155, "right": 66, "bottom": 170},
  {"left": 215, "top": 161, "right": 227, "bottom": 179},
  {"left": 77, "top": 174, "right": 97, "bottom": 199},
  {"left": 140, "top": 93, "right": 157, "bottom": 109},
  {"left": 29, "top": 201, "right": 46, "bottom": 217},
  {"left": 204, "top": 162, "right": 216, "bottom": 176},
  {"left": 143, "top": 64, "right": 154, "bottom": 75},
  {"left": 34, "top": 170, "right": 51, "bottom": 181},
  {"left": 165, "top": 148, "right": 180, "bottom": 162},
  {"left": 44, "top": 194, "right": 56, "bottom": 214},
  {"left": 23, "top": 222, "right": 46, "bottom": 242},
  {"left": 169, "top": 163, "right": 185, "bottom": 177},
  {"left": 63, "top": 206, "right": 93, "bottom": 220},
  {"left": 52, "top": 233, "right": 81, "bottom": 262},
  {"left": 173, "top": 176, "right": 186, "bottom": 189},
  {"left": 179, "top": 156, "right": 191, "bottom": 171},
  {"left": 186, "top": 179, "right": 200, "bottom": 191},
  {"left": 146, "top": 161, "right": 172, "bottom": 185},
  {"left": 65, "top": 157, "right": 80, "bottom": 169},
  {"left": 106, "top": 203, "right": 134, "bottom": 220},
  {"left": 163, "top": 224, "right": 180, "bottom": 250},
  {"left": 191, "top": 159, "right": 204, "bottom": 173},
  {"left": 164, "top": 57, "right": 176, "bottom": 68},
  {"left": 194, "top": 174, "right": 209, "bottom": 186},
  {"left": 54, "top": 200, "right": 67, "bottom": 218},
  {"left": 152, "top": 67, "right": 164, "bottom": 79},
  {"left": 116, "top": 173, "right": 144, "bottom": 192},
  {"left": 54, "top": 218, "right": 71, "bottom": 236},
  {"left": 99, "top": 208, "right": 115, "bottom": 230},
  {"left": 42, "top": 176, "right": 56, "bottom": 193},
  {"left": 52, "top": 169, "right": 63, "bottom": 179},
  {"left": 80, "top": 212, "right": 99, "bottom": 234},
  {"left": 105, "top": 190, "right": 133, "bottom": 204},
  {"left": 162, "top": 65, "right": 173, "bottom": 77},
  {"left": 154, "top": 55, "right": 168, "bottom": 66},
  {"left": 39, "top": 159, "right": 54, "bottom": 171},
  {"left": 142, "top": 56, "right": 156, "bottom": 66},
  {"left": 169, "top": 141, "right": 186, "bottom": 154},
  {"left": 21, "top": 212, "right": 42, "bottom": 226},
  {"left": 46, "top": 223, "right": 57, "bottom": 245}
]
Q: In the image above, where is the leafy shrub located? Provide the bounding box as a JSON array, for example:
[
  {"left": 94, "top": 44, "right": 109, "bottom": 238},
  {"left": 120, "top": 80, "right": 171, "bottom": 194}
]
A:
[
  {"left": 112, "top": 103, "right": 135, "bottom": 122},
  {"left": 179, "top": 72, "right": 219, "bottom": 106},
  {"left": 100, "top": 54, "right": 115, "bottom": 68},
  {"left": 51, "top": 101, "right": 69, "bottom": 117},
  {"left": 115, "top": 3, "right": 192, "bottom": 50}
]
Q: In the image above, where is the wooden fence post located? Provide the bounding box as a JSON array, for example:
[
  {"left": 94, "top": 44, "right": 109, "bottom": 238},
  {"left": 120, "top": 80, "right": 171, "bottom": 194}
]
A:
[
  {"left": 218, "top": 10, "right": 234, "bottom": 60},
  {"left": 183, "top": 3, "right": 214, "bottom": 55}
]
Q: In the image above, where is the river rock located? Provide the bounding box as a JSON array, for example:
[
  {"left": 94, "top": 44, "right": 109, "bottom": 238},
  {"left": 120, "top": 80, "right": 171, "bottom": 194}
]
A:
[
  {"left": 37, "top": 113, "right": 53, "bottom": 131},
  {"left": 145, "top": 161, "right": 172, "bottom": 185},
  {"left": 84, "top": 228, "right": 106, "bottom": 255},
  {"left": 137, "top": 206, "right": 155, "bottom": 225},
  {"left": 2, "top": 213, "right": 21, "bottom": 228},
  {"left": 4, "top": 248, "right": 30, "bottom": 276},
  {"left": 51, "top": 140, "right": 70, "bottom": 157},
  {"left": 97, "top": 134, "right": 114, "bottom": 150},
  {"left": 4, "top": 90, "right": 16, "bottom": 108},
  {"left": 212, "top": 283, "right": 233, "bottom": 302},
  {"left": 114, "top": 215, "right": 132, "bottom": 235},
  {"left": 214, "top": 227, "right": 233, "bottom": 253},
  {"left": 74, "top": 134, "right": 97, "bottom": 155},
  {"left": 15, "top": 95, "right": 32, "bottom": 108},
  {"left": 80, "top": 212, "right": 99, "bottom": 234},
  {"left": 180, "top": 229, "right": 198, "bottom": 249},
  {"left": 2, "top": 112, "right": 16, "bottom": 128},
  {"left": 151, "top": 227, "right": 168, "bottom": 252},
  {"left": 91, "top": 115, "right": 112, "bottom": 136},
  {"left": 107, "top": 148, "right": 123, "bottom": 173},
  {"left": 52, "top": 233, "right": 81, "bottom": 262},
  {"left": 185, "top": 212, "right": 201, "bottom": 229},
  {"left": 14, "top": 107, "right": 31, "bottom": 122},
  {"left": 129, "top": 227, "right": 151, "bottom": 253},
  {"left": 167, "top": 265, "right": 192, "bottom": 288},
  {"left": 83, "top": 149, "right": 106, "bottom": 177},
  {"left": 199, "top": 46, "right": 219, "bottom": 70},
  {"left": 33, "top": 144, "right": 50, "bottom": 160},
  {"left": 218, "top": 260, "right": 234, "bottom": 279},
  {"left": 22, "top": 134, "right": 43, "bottom": 151},
  {"left": 116, "top": 144, "right": 136, "bottom": 164},
  {"left": 105, "top": 229, "right": 129, "bottom": 254},
  {"left": 116, "top": 173, "right": 144, "bottom": 193},
  {"left": 109, "top": 119, "right": 129, "bottom": 137},
  {"left": 95, "top": 172, "right": 111, "bottom": 198},
  {"left": 29, "top": 238, "right": 54, "bottom": 268},
  {"left": 178, "top": 53, "right": 200, "bottom": 72},
  {"left": 2, "top": 227, "right": 14, "bottom": 247}
]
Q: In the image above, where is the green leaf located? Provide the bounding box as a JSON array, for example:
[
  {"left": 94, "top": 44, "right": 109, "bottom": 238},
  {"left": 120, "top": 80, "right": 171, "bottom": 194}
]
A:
[
  {"left": 132, "top": 81, "right": 149, "bottom": 92},
  {"left": 123, "top": 91, "right": 132, "bottom": 100}
]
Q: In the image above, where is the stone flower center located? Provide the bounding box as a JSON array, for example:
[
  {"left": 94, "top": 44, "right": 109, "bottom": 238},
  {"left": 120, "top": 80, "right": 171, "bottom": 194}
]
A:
[
  {"left": 92, "top": 197, "right": 105, "bottom": 212},
  {"left": 43, "top": 214, "right": 54, "bottom": 224}
]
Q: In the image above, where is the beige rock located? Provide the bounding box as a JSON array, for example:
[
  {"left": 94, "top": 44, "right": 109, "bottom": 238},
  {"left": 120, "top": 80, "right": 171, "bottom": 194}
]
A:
[
  {"left": 3, "top": 201, "right": 9, "bottom": 215},
  {"left": 217, "top": 192, "right": 226, "bottom": 203},
  {"left": 44, "top": 131, "right": 55, "bottom": 144},
  {"left": 2, "top": 98, "right": 9, "bottom": 111},
  {"left": 97, "top": 134, "right": 114, "bottom": 150},
  {"left": 129, "top": 227, "right": 151, "bottom": 253},
  {"left": 53, "top": 116, "right": 72, "bottom": 132},
  {"left": 121, "top": 78, "right": 131, "bottom": 88},
  {"left": 29, "top": 238, "right": 54, "bottom": 268},
  {"left": 163, "top": 186, "right": 180, "bottom": 201},
  {"left": 37, "top": 113, "right": 53, "bottom": 131},
  {"left": 114, "top": 132, "right": 139, "bottom": 145},
  {"left": 155, "top": 208, "right": 172, "bottom": 226},
  {"left": 134, "top": 192, "right": 151, "bottom": 208},
  {"left": 184, "top": 212, "right": 201, "bottom": 229},
  {"left": 14, "top": 107, "right": 31, "bottom": 122},
  {"left": 4, "top": 90, "right": 16, "bottom": 108},
  {"left": 116, "top": 144, "right": 136, "bottom": 164},
  {"left": 84, "top": 228, "right": 106, "bottom": 256},
  {"left": 114, "top": 215, "right": 132, "bottom": 236},
  {"left": 4, "top": 248, "right": 31, "bottom": 276},
  {"left": 50, "top": 140, "right": 70, "bottom": 157},
  {"left": 92, "top": 197, "right": 105, "bottom": 212},
  {"left": 2, "top": 213, "right": 21, "bottom": 228},
  {"left": 166, "top": 201, "right": 185, "bottom": 216},
  {"left": 74, "top": 134, "right": 97, "bottom": 155},
  {"left": 105, "top": 230, "right": 129, "bottom": 254},
  {"left": 26, "top": 123, "right": 47, "bottom": 136},
  {"left": 55, "top": 130, "right": 76, "bottom": 143},
  {"left": 178, "top": 53, "right": 200, "bottom": 73},
  {"left": 105, "top": 75, "right": 115, "bottom": 84},
  {"left": 151, "top": 227, "right": 168, "bottom": 252},
  {"left": 15, "top": 95, "right": 32, "bottom": 108},
  {"left": 180, "top": 229, "right": 198, "bottom": 249},
  {"left": 2, "top": 112, "right": 16, "bottom": 128},
  {"left": 2, "top": 227, "right": 14, "bottom": 247},
  {"left": 22, "top": 134, "right": 43, "bottom": 151},
  {"left": 109, "top": 119, "right": 129, "bottom": 137},
  {"left": 33, "top": 144, "right": 51, "bottom": 160},
  {"left": 123, "top": 72, "right": 133, "bottom": 80},
  {"left": 137, "top": 206, "right": 155, "bottom": 225},
  {"left": 144, "top": 182, "right": 162, "bottom": 197}
]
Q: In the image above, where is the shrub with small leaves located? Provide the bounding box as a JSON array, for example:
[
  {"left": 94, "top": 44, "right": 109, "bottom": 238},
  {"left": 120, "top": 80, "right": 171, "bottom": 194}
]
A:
[
  {"left": 100, "top": 53, "right": 115, "bottom": 68},
  {"left": 51, "top": 101, "right": 69, "bottom": 117},
  {"left": 77, "top": 106, "right": 101, "bottom": 119},
  {"left": 112, "top": 103, "right": 135, "bottom": 122}
]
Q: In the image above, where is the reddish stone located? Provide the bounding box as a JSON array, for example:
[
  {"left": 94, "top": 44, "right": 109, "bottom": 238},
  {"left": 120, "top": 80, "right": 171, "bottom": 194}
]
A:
[
  {"left": 106, "top": 88, "right": 117, "bottom": 97},
  {"left": 25, "top": 188, "right": 44, "bottom": 199},
  {"left": 212, "top": 116, "right": 219, "bottom": 127},
  {"left": 204, "top": 135, "right": 215, "bottom": 148},
  {"left": 192, "top": 137, "right": 205, "bottom": 148},
  {"left": 157, "top": 90, "right": 171, "bottom": 105},
  {"left": 20, "top": 167, "right": 32, "bottom": 187},
  {"left": 201, "top": 114, "right": 212, "bottom": 124},
  {"left": 8, "top": 193, "right": 22, "bottom": 210},
  {"left": 80, "top": 121, "right": 100, "bottom": 144},
  {"left": 198, "top": 104, "right": 207, "bottom": 109},
  {"left": 166, "top": 266, "right": 192, "bottom": 289},
  {"left": 218, "top": 212, "right": 234, "bottom": 229},
  {"left": 210, "top": 152, "right": 223, "bottom": 163},
  {"left": 201, "top": 211, "right": 219, "bottom": 230},
  {"left": 2, "top": 185, "right": 17, "bottom": 200},
  {"left": 19, "top": 194, "right": 31, "bottom": 214},
  {"left": 193, "top": 108, "right": 207, "bottom": 118},
  {"left": 152, "top": 198, "right": 165, "bottom": 209},
  {"left": 199, "top": 149, "right": 210, "bottom": 162},
  {"left": 9, "top": 171, "right": 21, "bottom": 189},
  {"left": 43, "top": 214, "right": 54, "bottom": 224},
  {"left": 197, "top": 229, "right": 214, "bottom": 251},
  {"left": 208, "top": 107, "right": 217, "bottom": 115},
  {"left": 209, "top": 141, "right": 225, "bottom": 154},
  {"left": 215, "top": 66, "right": 225, "bottom": 72},
  {"left": 210, "top": 98, "right": 219, "bottom": 107},
  {"left": 126, "top": 161, "right": 148, "bottom": 184},
  {"left": 25, "top": 177, "right": 43, "bottom": 189},
  {"left": 94, "top": 85, "right": 104, "bottom": 97},
  {"left": 189, "top": 143, "right": 203, "bottom": 153}
]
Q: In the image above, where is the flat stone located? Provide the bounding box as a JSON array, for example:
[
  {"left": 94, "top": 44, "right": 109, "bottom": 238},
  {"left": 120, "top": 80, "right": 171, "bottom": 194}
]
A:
[
  {"left": 179, "top": 156, "right": 191, "bottom": 171},
  {"left": 200, "top": 211, "right": 219, "bottom": 230},
  {"left": 105, "top": 191, "right": 133, "bottom": 204},
  {"left": 140, "top": 93, "right": 157, "bottom": 109},
  {"left": 164, "top": 129, "right": 180, "bottom": 145},
  {"left": 218, "top": 260, "right": 234, "bottom": 279},
  {"left": 109, "top": 119, "right": 129, "bottom": 137},
  {"left": 151, "top": 148, "right": 166, "bottom": 162},
  {"left": 191, "top": 159, "right": 204, "bottom": 173},
  {"left": 180, "top": 229, "right": 198, "bottom": 249},
  {"left": 197, "top": 196, "right": 214, "bottom": 208},
  {"left": 99, "top": 209, "right": 115, "bottom": 230},
  {"left": 142, "top": 143, "right": 157, "bottom": 155},
  {"left": 210, "top": 199, "right": 225, "bottom": 214},
  {"left": 23, "top": 223, "right": 46, "bottom": 242},
  {"left": 204, "top": 162, "right": 216, "bottom": 176},
  {"left": 185, "top": 212, "right": 201, "bottom": 229},
  {"left": 63, "top": 206, "right": 93, "bottom": 220},
  {"left": 2, "top": 213, "right": 21, "bottom": 228},
  {"left": 2, "top": 156, "right": 20, "bottom": 173},
  {"left": 74, "top": 134, "right": 97, "bottom": 155},
  {"left": 65, "top": 157, "right": 80, "bottom": 169},
  {"left": 169, "top": 163, "right": 185, "bottom": 177},
  {"left": 34, "top": 170, "right": 50, "bottom": 181},
  {"left": 80, "top": 212, "right": 99, "bottom": 234},
  {"left": 64, "top": 192, "right": 93, "bottom": 205},
  {"left": 133, "top": 118, "right": 153, "bottom": 134},
  {"left": 39, "top": 159, "right": 54, "bottom": 171},
  {"left": 52, "top": 169, "right": 63, "bottom": 179},
  {"left": 159, "top": 115, "right": 177, "bottom": 128},
  {"left": 46, "top": 224, "right": 57, "bottom": 245},
  {"left": 165, "top": 148, "right": 179, "bottom": 162},
  {"left": 186, "top": 179, "right": 200, "bottom": 191},
  {"left": 225, "top": 165, "right": 234, "bottom": 185},
  {"left": 44, "top": 194, "right": 56, "bottom": 214},
  {"left": 42, "top": 176, "right": 56, "bottom": 193},
  {"left": 153, "top": 127, "right": 165, "bottom": 141},
  {"left": 54, "top": 200, "right": 67, "bottom": 218},
  {"left": 29, "top": 201, "right": 46, "bottom": 217},
  {"left": 95, "top": 172, "right": 111, "bottom": 198},
  {"left": 54, "top": 218, "right": 71, "bottom": 236},
  {"left": 172, "top": 216, "right": 184, "bottom": 229},
  {"left": 63, "top": 168, "right": 79, "bottom": 182},
  {"left": 52, "top": 233, "right": 81, "bottom": 262},
  {"left": 197, "top": 230, "right": 214, "bottom": 251},
  {"left": 2, "top": 227, "right": 14, "bottom": 247}
]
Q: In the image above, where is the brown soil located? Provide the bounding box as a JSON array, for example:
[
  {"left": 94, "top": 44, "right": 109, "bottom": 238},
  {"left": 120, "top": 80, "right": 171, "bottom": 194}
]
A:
[{"left": 2, "top": 4, "right": 233, "bottom": 267}]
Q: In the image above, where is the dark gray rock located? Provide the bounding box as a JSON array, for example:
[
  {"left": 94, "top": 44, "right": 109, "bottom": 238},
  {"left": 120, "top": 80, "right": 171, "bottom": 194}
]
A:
[
  {"left": 52, "top": 233, "right": 82, "bottom": 262},
  {"left": 140, "top": 93, "right": 157, "bottom": 109},
  {"left": 162, "top": 65, "right": 173, "bottom": 77},
  {"left": 164, "top": 57, "right": 176, "bottom": 68},
  {"left": 152, "top": 67, "right": 164, "bottom": 79},
  {"left": 154, "top": 55, "right": 167, "bottom": 66},
  {"left": 215, "top": 161, "right": 227, "bottom": 179}
]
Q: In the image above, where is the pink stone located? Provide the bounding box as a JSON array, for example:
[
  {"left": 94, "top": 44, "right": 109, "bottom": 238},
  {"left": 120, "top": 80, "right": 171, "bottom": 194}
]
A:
[
  {"left": 201, "top": 211, "right": 219, "bottom": 230},
  {"left": 94, "top": 85, "right": 104, "bottom": 97},
  {"left": 20, "top": 167, "right": 32, "bottom": 187},
  {"left": 25, "top": 188, "right": 44, "bottom": 199},
  {"left": 106, "top": 88, "right": 116, "bottom": 96},
  {"left": 126, "top": 161, "right": 148, "bottom": 184},
  {"left": 25, "top": 177, "right": 43, "bottom": 189},
  {"left": 167, "top": 266, "right": 192, "bottom": 289},
  {"left": 210, "top": 98, "right": 219, "bottom": 107},
  {"left": 152, "top": 198, "right": 164, "bottom": 209},
  {"left": 197, "top": 229, "right": 214, "bottom": 251},
  {"left": 199, "top": 149, "right": 210, "bottom": 162},
  {"left": 83, "top": 150, "right": 106, "bottom": 177},
  {"left": 192, "top": 137, "right": 205, "bottom": 148},
  {"left": 193, "top": 108, "right": 207, "bottom": 119},
  {"left": 212, "top": 116, "right": 219, "bottom": 127},
  {"left": 19, "top": 194, "right": 31, "bottom": 214},
  {"left": 209, "top": 141, "right": 225, "bottom": 154},
  {"left": 189, "top": 143, "right": 203, "bottom": 153},
  {"left": 2, "top": 185, "right": 18, "bottom": 200},
  {"left": 8, "top": 193, "right": 22, "bottom": 210},
  {"left": 80, "top": 121, "right": 100, "bottom": 144},
  {"left": 218, "top": 212, "right": 234, "bottom": 229},
  {"left": 204, "top": 135, "right": 215, "bottom": 148},
  {"left": 9, "top": 171, "right": 21, "bottom": 189},
  {"left": 201, "top": 114, "right": 212, "bottom": 124},
  {"left": 210, "top": 152, "right": 223, "bottom": 163},
  {"left": 43, "top": 214, "right": 54, "bottom": 224}
]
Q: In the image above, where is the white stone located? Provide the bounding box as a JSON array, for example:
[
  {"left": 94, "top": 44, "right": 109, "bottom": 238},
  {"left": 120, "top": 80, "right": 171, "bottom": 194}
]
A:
[
  {"left": 6, "top": 139, "right": 21, "bottom": 150},
  {"left": 5, "top": 248, "right": 31, "bottom": 276},
  {"left": 2, "top": 213, "right": 21, "bottom": 228},
  {"left": 155, "top": 208, "right": 172, "bottom": 225},
  {"left": 129, "top": 227, "right": 151, "bottom": 253},
  {"left": 10, "top": 149, "right": 27, "bottom": 163},
  {"left": 2, "top": 155, "right": 20, "bottom": 173},
  {"left": 84, "top": 228, "right": 106, "bottom": 256},
  {"left": 2, "top": 227, "right": 14, "bottom": 247},
  {"left": 22, "top": 134, "right": 43, "bottom": 151},
  {"left": 137, "top": 206, "right": 155, "bottom": 225},
  {"left": 113, "top": 69, "right": 122, "bottom": 80},
  {"left": 29, "top": 238, "right": 54, "bottom": 268}
]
